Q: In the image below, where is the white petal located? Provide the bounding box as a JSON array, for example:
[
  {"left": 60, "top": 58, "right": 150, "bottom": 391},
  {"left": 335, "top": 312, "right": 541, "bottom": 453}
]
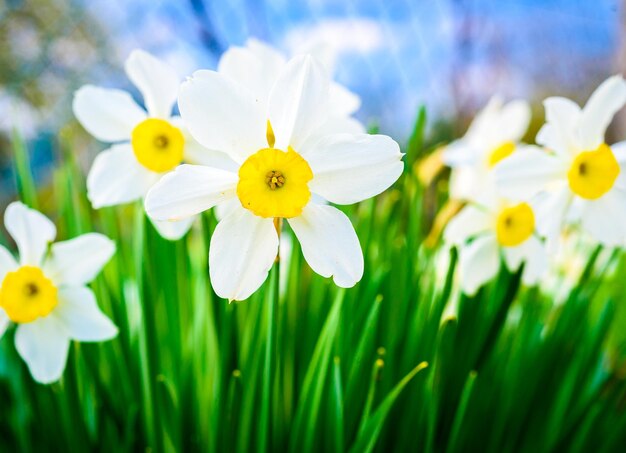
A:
[
  {"left": 73, "top": 85, "right": 146, "bottom": 142},
  {"left": 579, "top": 187, "right": 626, "bottom": 246},
  {"left": 494, "top": 146, "right": 568, "bottom": 201},
  {"left": 565, "top": 196, "right": 586, "bottom": 224},
  {"left": 449, "top": 166, "right": 496, "bottom": 203},
  {"left": 0, "top": 309, "right": 9, "bottom": 339},
  {"left": 492, "top": 99, "right": 531, "bottom": 143},
  {"left": 145, "top": 164, "right": 238, "bottom": 221},
  {"left": 5, "top": 202, "right": 56, "bottom": 266},
  {"left": 518, "top": 236, "right": 547, "bottom": 286},
  {"left": 442, "top": 140, "right": 481, "bottom": 167},
  {"left": 296, "top": 116, "right": 366, "bottom": 155},
  {"left": 15, "top": 317, "right": 70, "bottom": 384},
  {"left": 87, "top": 144, "right": 159, "bottom": 208},
  {"left": 304, "top": 133, "right": 404, "bottom": 205},
  {"left": 612, "top": 140, "right": 626, "bottom": 165},
  {"left": 579, "top": 75, "right": 626, "bottom": 150},
  {"left": 53, "top": 286, "right": 118, "bottom": 342},
  {"left": 444, "top": 205, "right": 493, "bottom": 245},
  {"left": 539, "top": 97, "right": 581, "bottom": 155},
  {"left": 533, "top": 184, "right": 572, "bottom": 243},
  {"left": 536, "top": 124, "right": 563, "bottom": 155},
  {"left": 329, "top": 81, "right": 361, "bottom": 116},
  {"left": 168, "top": 115, "right": 240, "bottom": 172},
  {"left": 214, "top": 197, "right": 241, "bottom": 221},
  {"left": 458, "top": 234, "right": 500, "bottom": 296},
  {"left": 151, "top": 216, "right": 195, "bottom": 241},
  {"left": 217, "top": 39, "right": 286, "bottom": 107},
  {"left": 125, "top": 49, "right": 179, "bottom": 118},
  {"left": 288, "top": 203, "right": 363, "bottom": 287},
  {"left": 178, "top": 70, "right": 266, "bottom": 163},
  {"left": 209, "top": 205, "right": 278, "bottom": 301},
  {"left": 268, "top": 55, "right": 330, "bottom": 150},
  {"left": 502, "top": 234, "right": 548, "bottom": 285},
  {"left": 43, "top": 233, "right": 115, "bottom": 286},
  {"left": 0, "top": 245, "right": 19, "bottom": 281},
  {"left": 183, "top": 135, "right": 239, "bottom": 172},
  {"left": 611, "top": 141, "right": 626, "bottom": 188},
  {"left": 502, "top": 241, "right": 525, "bottom": 272},
  {"left": 463, "top": 96, "right": 503, "bottom": 145},
  {"left": 305, "top": 115, "right": 366, "bottom": 142}
]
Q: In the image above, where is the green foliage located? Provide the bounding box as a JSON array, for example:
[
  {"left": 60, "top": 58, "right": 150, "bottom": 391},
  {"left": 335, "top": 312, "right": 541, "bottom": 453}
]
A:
[{"left": 0, "top": 114, "right": 625, "bottom": 453}]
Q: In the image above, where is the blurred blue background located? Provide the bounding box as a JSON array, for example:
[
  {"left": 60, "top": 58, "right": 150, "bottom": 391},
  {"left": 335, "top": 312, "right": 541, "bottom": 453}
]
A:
[{"left": 0, "top": 0, "right": 623, "bottom": 201}]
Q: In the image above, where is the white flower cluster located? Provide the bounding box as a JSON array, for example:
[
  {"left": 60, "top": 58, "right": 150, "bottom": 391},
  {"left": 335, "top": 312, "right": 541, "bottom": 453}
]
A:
[
  {"left": 72, "top": 40, "right": 404, "bottom": 302},
  {"left": 1, "top": 40, "right": 405, "bottom": 385},
  {"left": 443, "top": 76, "right": 626, "bottom": 295}
]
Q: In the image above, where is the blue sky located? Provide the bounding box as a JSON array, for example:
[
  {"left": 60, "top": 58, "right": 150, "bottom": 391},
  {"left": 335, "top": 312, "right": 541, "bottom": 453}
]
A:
[
  {"left": 1, "top": 0, "right": 621, "bottom": 198},
  {"left": 79, "top": 0, "right": 622, "bottom": 138}
]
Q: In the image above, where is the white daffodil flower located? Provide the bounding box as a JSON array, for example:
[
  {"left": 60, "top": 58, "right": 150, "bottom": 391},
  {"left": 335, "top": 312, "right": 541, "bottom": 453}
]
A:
[
  {"left": 73, "top": 50, "right": 223, "bottom": 240},
  {"left": 144, "top": 55, "right": 404, "bottom": 301},
  {"left": 443, "top": 97, "right": 531, "bottom": 202},
  {"left": 495, "top": 75, "right": 626, "bottom": 247},
  {"left": 212, "top": 40, "right": 366, "bottom": 224},
  {"left": 0, "top": 202, "right": 117, "bottom": 384},
  {"left": 444, "top": 198, "right": 547, "bottom": 296},
  {"left": 218, "top": 38, "right": 364, "bottom": 133}
]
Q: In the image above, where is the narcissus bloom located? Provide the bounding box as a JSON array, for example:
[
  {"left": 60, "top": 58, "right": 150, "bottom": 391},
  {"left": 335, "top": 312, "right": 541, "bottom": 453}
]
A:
[
  {"left": 444, "top": 198, "right": 547, "bottom": 295},
  {"left": 443, "top": 97, "right": 531, "bottom": 202},
  {"left": 495, "top": 76, "right": 626, "bottom": 246},
  {"left": 73, "top": 50, "right": 223, "bottom": 240},
  {"left": 0, "top": 202, "right": 117, "bottom": 384},
  {"left": 145, "top": 55, "right": 403, "bottom": 301}
]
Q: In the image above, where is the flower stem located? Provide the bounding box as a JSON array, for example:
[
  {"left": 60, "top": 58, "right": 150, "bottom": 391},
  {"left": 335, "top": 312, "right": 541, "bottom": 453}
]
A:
[{"left": 259, "top": 218, "right": 281, "bottom": 452}]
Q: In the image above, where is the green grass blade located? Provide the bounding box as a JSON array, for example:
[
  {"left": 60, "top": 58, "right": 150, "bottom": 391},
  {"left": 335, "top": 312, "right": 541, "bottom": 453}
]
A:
[{"left": 348, "top": 361, "right": 429, "bottom": 453}]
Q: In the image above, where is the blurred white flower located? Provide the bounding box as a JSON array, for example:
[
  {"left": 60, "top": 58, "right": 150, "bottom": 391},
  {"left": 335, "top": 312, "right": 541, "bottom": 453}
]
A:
[
  {"left": 495, "top": 75, "right": 626, "bottom": 247},
  {"left": 0, "top": 90, "right": 41, "bottom": 138},
  {"left": 73, "top": 50, "right": 223, "bottom": 240},
  {"left": 0, "top": 202, "right": 117, "bottom": 384},
  {"left": 145, "top": 55, "right": 403, "bottom": 301},
  {"left": 443, "top": 97, "right": 531, "bottom": 202},
  {"left": 444, "top": 197, "right": 547, "bottom": 295}
]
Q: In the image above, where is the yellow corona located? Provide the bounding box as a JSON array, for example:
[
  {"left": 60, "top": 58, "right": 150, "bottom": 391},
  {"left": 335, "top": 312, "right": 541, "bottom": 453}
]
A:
[
  {"left": 131, "top": 118, "right": 185, "bottom": 173},
  {"left": 237, "top": 147, "right": 313, "bottom": 218},
  {"left": 496, "top": 202, "right": 535, "bottom": 247},
  {"left": 0, "top": 266, "right": 58, "bottom": 323},
  {"left": 568, "top": 143, "right": 619, "bottom": 200}
]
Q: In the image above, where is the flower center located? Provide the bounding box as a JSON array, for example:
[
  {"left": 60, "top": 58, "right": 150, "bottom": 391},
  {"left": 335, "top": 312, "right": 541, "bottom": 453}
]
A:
[
  {"left": 567, "top": 143, "right": 620, "bottom": 200},
  {"left": 237, "top": 147, "right": 313, "bottom": 218},
  {"left": 495, "top": 202, "right": 535, "bottom": 247},
  {"left": 131, "top": 118, "right": 185, "bottom": 173},
  {"left": 488, "top": 141, "right": 516, "bottom": 167},
  {"left": 0, "top": 266, "right": 58, "bottom": 323},
  {"left": 266, "top": 170, "right": 285, "bottom": 190}
]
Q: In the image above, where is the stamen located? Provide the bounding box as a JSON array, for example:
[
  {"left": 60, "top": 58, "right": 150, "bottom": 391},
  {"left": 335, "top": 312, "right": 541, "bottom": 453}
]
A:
[
  {"left": 265, "top": 170, "right": 285, "bottom": 190},
  {"left": 154, "top": 135, "right": 169, "bottom": 149},
  {"left": 24, "top": 283, "right": 39, "bottom": 297}
]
